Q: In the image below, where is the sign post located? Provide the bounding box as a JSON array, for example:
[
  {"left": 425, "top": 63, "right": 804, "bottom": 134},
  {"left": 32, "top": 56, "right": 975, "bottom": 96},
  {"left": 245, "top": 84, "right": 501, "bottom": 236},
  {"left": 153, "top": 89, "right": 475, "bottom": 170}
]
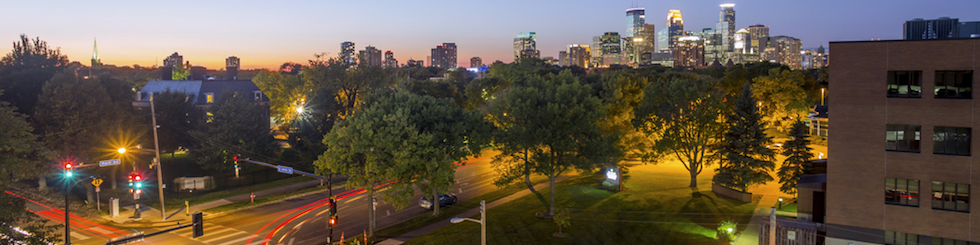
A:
[
  {"left": 92, "top": 179, "right": 104, "bottom": 211},
  {"left": 276, "top": 165, "right": 294, "bottom": 175},
  {"left": 99, "top": 159, "right": 121, "bottom": 167}
]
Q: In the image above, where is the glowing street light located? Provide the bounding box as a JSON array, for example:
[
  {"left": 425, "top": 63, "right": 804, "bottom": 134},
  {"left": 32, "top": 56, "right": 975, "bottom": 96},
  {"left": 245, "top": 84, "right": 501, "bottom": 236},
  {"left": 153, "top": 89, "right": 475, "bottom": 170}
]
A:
[
  {"left": 117, "top": 148, "right": 127, "bottom": 154},
  {"left": 296, "top": 106, "right": 304, "bottom": 114}
]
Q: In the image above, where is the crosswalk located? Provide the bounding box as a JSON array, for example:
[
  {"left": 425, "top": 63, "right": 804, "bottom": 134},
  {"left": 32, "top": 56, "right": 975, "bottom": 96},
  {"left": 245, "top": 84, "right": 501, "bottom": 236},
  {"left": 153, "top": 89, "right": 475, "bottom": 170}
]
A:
[{"left": 176, "top": 226, "right": 269, "bottom": 245}]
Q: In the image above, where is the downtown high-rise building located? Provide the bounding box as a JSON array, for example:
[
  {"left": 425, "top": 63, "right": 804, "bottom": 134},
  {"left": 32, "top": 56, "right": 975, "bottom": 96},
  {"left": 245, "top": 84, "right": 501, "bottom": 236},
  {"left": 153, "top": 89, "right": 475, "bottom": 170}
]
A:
[
  {"left": 470, "top": 57, "right": 482, "bottom": 68},
  {"left": 625, "top": 8, "right": 653, "bottom": 67},
  {"left": 359, "top": 46, "right": 383, "bottom": 67},
  {"left": 746, "top": 24, "right": 770, "bottom": 54},
  {"left": 717, "top": 3, "right": 736, "bottom": 53},
  {"left": 384, "top": 50, "right": 398, "bottom": 68},
  {"left": 673, "top": 36, "right": 705, "bottom": 68},
  {"left": 341, "top": 41, "right": 356, "bottom": 66},
  {"left": 666, "top": 9, "right": 685, "bottom": 53},
  {"left": 762, "top": 36, "right": 802, "bottom": 70},
  {"left": 431, "top": 43, "right": 457, "bottom": 69},
  {"left": 591, "top": 36, "right": 603, "bottom": 67},
  {"left": 560, "top": 44, "right": 590, "bottom": 68},
  {"left": 514, "top": 32, "right": 540, "bottom": 59},
  {"left": 600, "top": 32, "right": 622, "bottom": 66}
]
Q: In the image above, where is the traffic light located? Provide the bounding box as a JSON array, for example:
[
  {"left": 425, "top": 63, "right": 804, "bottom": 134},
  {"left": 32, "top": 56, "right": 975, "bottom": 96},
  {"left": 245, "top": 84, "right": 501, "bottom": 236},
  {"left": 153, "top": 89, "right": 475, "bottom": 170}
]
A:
[
  {"left": 64, "top": 162, "right": 74, "bottom": 177},
  {"left": 192, "top": 212, "right": 204, "bottom": 238},
  {"left": 329, "top": 215, "right": 337, "bottom": 227},
  {"left": 233, "top": 155, "right": 239, "bottom": 169},
  {"left": 128, "top": 173, "right": 143, "bottom": 193},
  {"left": 329, "top": 198, "right": 337, "bottom": 216}
]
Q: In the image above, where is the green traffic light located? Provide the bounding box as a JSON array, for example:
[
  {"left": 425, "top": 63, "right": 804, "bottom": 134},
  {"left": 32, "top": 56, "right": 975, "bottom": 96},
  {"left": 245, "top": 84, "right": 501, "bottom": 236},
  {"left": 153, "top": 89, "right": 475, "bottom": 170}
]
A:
[
  {"left": 66, "top": 171, "right": 73, "bottom": 177},
  {"left": 135, "top": 183, "right": 143, "bottom": 188}
]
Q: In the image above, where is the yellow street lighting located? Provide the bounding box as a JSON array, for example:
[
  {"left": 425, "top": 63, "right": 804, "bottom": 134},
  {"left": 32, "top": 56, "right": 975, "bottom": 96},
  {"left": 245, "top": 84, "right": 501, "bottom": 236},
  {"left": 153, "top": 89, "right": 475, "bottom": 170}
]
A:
[{"left": 118, "top": 148, "right": 127, "bottom": 154}]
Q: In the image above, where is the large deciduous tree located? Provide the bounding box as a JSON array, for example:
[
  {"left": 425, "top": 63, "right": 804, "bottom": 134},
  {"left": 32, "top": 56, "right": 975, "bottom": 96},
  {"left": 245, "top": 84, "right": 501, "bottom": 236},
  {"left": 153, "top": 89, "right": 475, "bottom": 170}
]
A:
[
  {"left": 314, "top": 92, "right": 429, "bottom": 237},
  {"left": 777, "top": 120, "right": 814, "bottom": 195},
  {"left": 0, "top": 34, "right": 68, "bottom": 116},
  {"left": 253, "top": 69, "right": 308, "bottom": 127},
  {"left": 713, "top": 83, "right": 776, "bottom": 192},
  {"left": 190, "top": 92, "right": 277, "bottom": 172},
  {"left": 490, "top": 71, "right": 615, "bottom": 216},
  {"left": 752, "top": 68, "right": 811, "bottom": 132},
  {"left": 153, "top": 90, "right": 199, "bottom": 158},
  {"left": 33, "top": 71, "right": 118, "bottom": 161},
  {"left": 634, "top": 73, "right": 725, "bottom": 188},
  {"left": 0, "top": 90, "right": 60, "bottom": 244}
]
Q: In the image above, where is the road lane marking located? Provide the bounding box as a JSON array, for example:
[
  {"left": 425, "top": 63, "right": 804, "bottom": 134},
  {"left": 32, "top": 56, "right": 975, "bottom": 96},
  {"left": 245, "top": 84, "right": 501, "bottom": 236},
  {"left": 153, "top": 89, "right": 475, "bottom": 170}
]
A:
[
  {"left": 218, "top": 234, "right": 256, "bottom": 245},
  {"left": 71, "top": 231, "right": 91, "bottom": 240},
  {"left": 245, "top": 239, "right": 270, "bottom": 245},
  {"left": 89, "top": 226, "right": 112, "bottom": 235},
  {"left": 202, "top": 230, "right": 248, "bottom": 244},
  {"left": 343, "top": 195, "right": 365, "bottom": 204}
]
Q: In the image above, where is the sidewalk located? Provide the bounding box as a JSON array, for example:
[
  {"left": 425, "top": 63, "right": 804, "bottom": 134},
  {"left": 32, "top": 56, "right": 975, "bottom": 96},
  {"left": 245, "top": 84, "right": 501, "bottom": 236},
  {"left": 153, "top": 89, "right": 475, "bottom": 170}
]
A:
[{"left": 376, "top": 175, "right": 571, "bottom": 245}]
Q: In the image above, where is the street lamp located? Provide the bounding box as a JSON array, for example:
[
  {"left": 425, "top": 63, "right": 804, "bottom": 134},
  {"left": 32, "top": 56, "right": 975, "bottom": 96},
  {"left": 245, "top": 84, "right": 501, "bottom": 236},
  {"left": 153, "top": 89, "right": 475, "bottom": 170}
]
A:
[
  {"left": 65, "top": 176, "right": 95, "bottom": 245},
  {"left": 778, "top": 197, "right": 784, "bottom": 209},
  {"left": 450, "top": 200, "right": 486, "bottom": 245},
  {"left": 117, "top": 148, "right": 126, "bottom": 154}
]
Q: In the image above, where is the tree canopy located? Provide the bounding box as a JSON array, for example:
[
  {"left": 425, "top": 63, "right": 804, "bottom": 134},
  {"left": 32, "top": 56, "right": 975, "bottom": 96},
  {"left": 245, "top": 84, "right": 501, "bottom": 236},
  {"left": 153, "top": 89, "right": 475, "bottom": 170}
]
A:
[
  {"left": 778, "top": 120, "right": 814, "bottom": 195},
  {"left": 189, "top": 92, "right": 277, "bottom": 172},
  {"left": 713, "top": 83, "right": 776, "bottom": 192},
  {"left": 0, "top": 34, "right": 68, "bottom": 116}
]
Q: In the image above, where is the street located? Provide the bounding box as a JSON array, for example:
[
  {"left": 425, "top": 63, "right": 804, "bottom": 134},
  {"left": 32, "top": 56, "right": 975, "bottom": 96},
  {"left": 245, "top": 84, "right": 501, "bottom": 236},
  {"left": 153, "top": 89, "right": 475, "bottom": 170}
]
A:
[{"left": 22, "top": 153, "right": 499, "bottom": 245}]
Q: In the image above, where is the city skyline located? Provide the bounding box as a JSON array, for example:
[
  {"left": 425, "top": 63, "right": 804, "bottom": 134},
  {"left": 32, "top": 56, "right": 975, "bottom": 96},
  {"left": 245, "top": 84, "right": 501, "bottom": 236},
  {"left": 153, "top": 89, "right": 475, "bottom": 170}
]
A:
[{"left": 2, "top": 0, "right": 979, "bottom": 70}]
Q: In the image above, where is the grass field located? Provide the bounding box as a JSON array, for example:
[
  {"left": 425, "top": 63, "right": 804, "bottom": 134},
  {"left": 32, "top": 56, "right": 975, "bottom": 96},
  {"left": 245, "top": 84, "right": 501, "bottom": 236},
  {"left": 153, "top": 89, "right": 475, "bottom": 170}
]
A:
[{"left": 404, "top": 163, "right": 757, "bottom": 245}]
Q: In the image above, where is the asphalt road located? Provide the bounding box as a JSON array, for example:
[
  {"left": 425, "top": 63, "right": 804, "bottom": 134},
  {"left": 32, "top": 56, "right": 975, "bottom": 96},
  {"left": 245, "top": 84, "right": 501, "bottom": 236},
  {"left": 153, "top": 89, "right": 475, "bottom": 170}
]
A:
[{"left": 53, "top": 152, "right": 499, "bottom": 245}]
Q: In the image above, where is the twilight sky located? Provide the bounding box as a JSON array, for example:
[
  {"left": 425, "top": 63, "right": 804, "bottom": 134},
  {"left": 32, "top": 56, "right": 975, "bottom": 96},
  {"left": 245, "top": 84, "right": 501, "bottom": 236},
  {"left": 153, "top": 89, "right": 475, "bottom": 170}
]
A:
[{"left": 3, "top": 0, "right": 979, "bottom": 70}]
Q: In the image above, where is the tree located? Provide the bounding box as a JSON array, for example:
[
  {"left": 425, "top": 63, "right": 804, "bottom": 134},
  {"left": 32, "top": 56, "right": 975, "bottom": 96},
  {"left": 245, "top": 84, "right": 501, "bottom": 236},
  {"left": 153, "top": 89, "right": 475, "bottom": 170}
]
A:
[
  {"left": 374, "top": 91, "right": 490, "bottom": 216},
  {"left": 0, "top": 34, "right": 68, "bottom": 116},
  {"left": 634, "top": 73, "right": 725, "bottom": 188},
  {"left": 490, "top": 71, "right": 615, "bottom": 216},
  {"left": 190, "top": 92, "right": 277, "bottom": 172},
  {"left": 314, "top": 92, "right": 430, "bottom": 237},
  {"left": 302, "top": 55, "right": 393, "bottom": 119},
  {"left": 713, "top": 83, "right": 776, "bottom": 192},
  {"left": 0, "top": 89, "right": 60, "bottom": 244},
  {"left": 777, "top": 120, "right": 814, "bottom": 195},
  {"left": 597, "top": 70, "right": 652, "bottom": 162},
  {"left": 33, "top": 71, "right": 118, "bottom": 161},
  {"left": 553, "top": 207, "right": 570, "bottom": 237},
  {"left": 253, "top": 69, "right": 308, "bottom": 127},
  {"left": 172, "top": 61, "right": 190, "bottom": 80},
  {"left": 752, "top": 68, "right": 811, "bottom": 132},
  {"left": 152, "top": 90, "right": 199, "bottom": 158}
]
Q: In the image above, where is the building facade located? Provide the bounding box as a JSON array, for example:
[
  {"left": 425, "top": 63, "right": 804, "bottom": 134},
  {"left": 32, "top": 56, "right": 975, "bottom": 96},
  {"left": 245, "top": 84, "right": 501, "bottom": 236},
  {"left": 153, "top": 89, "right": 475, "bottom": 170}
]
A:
[
  {"left": 431, "top": 43, "right": 457, "bottom": 69},
  {"left": 746, "top": 24, "right": 770, "bottom": 54},
  {"left": 672, "top": 36, "right": 704, "bottom": 68},
  {"left": 514, "top": 32, "right": 539, "bottom": 59},
  {"left": 358, "top": 46, "right": 383, "bottom": 67},
  {"left": 567, "top": 44, "right": 590, "bottom": 68},
  {"left": 719, "top": 3, "right": 735, "bottom": 53},
  {"left": 470, "top": 57, "right": 482, "bottom": 68},
  {"left": 384, "top": 51, "right": 398, "bottom": 68},
  {"left": 667, "top": 9, "right": 684, "bottom": 53},
  {"left": 904, "top": 17, "right": 960, "bottom": 40},
  {"left": 225, "top": 56, "right": 240, "bottom": 79},
  {"left": 827, "top": 38, "right": 980, "bottom": 245},
  {"left": 341, "top": 41, "right": 356, "bottom": 65},
  {"left": 762, "top": 36, "right": 802, "bottom": 70}
]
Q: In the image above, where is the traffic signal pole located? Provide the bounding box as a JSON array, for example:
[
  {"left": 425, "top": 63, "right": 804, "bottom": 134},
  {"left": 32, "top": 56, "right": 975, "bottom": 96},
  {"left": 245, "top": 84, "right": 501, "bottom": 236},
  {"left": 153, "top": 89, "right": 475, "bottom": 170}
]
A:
[{"left": 149, "top": 98, "right": 166, "bottom": 221}]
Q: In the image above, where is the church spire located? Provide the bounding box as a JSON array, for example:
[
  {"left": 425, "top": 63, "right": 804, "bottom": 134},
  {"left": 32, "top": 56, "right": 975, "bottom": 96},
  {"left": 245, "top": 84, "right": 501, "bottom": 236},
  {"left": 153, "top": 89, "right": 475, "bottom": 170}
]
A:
[{"left": 91, "top": 38, "right": 100, "bottom": 68}]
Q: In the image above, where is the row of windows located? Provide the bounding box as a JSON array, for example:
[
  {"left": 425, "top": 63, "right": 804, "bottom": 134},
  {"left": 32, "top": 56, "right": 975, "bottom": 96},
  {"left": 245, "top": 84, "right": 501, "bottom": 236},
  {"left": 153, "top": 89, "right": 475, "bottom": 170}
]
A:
[
  {"left": 885, "top": 178, "right": 970, "bottom": 212},
  {"left": 886, "top": 125, "right": 970, "bottom": 156},
  {"left": 885, "top": 230, "right": 969, "bottom": 245},
  {"left": 138, "top": 91, "right": 264, "bottom": 103},
  {"left": 887, "top": 70, "right": 973, "bottom": 99}
]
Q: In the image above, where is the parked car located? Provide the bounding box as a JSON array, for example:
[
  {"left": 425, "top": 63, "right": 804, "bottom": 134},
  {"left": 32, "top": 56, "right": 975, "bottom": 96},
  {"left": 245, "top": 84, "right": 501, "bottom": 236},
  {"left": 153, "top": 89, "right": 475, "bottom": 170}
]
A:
[{"left": 419, "top": 194, "right": 457, "bottom": 209}]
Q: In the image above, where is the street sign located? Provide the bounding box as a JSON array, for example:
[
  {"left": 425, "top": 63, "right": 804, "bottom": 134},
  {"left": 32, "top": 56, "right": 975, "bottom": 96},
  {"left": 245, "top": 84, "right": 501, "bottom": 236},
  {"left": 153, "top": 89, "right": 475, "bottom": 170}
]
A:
[
  {"left": 277, "top": 165, "right": 294, "bottom": 174},
  {"left": 99, "top": 159, "right": 121, "bottom": 167},
  {"left": 92, "top": 178, "right": 103, "bottom": 187}
]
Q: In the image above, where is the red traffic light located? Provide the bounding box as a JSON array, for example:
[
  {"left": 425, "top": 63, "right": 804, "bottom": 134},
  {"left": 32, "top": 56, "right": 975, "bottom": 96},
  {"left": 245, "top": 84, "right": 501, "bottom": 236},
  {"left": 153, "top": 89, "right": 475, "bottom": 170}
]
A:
[
  {"left": 64, "top": 163, "right": 73, "bottom": 169},
  {"left": 329, "top": 216, "right": 336, "bottom": 226},
  {"left": 134, "top": 175, "right": 141, "bottom": 181}
]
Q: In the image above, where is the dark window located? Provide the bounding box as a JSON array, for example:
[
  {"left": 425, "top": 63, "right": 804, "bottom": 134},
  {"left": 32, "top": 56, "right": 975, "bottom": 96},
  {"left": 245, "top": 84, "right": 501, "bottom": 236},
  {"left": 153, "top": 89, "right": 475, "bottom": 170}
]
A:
[
  {"left": 932, "top": 237, "right": 969, "bottom": 245},
  {"left": 934, "top": 126, "right": 971, "bottom": 156},
  {"left": 884, "top": 231, "right": 919, "bottom": 245},
  {"left": 885, "top": 178, "right": 919, "bottom": 206},
  {"left": 887, "top": 71, "right": 922, "bottom": 98},
  {"left": 935, "top": 71, "right": 972, "bottom": 99},
  {"left": 933, "top": 181, "right": 969, "bottom": 212},
  {"left": 886, "top": 124, "right": 921, "bottom": 152}
]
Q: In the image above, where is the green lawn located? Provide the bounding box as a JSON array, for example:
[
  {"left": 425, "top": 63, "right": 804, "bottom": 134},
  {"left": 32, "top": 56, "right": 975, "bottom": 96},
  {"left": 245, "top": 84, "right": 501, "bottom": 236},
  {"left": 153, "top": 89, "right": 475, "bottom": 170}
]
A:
[
  {"left": 154, "top": 176, "right": 316, "bottom": 211},
  {"left": 404, "top": 168, "right": 757, "bottom": 245}
]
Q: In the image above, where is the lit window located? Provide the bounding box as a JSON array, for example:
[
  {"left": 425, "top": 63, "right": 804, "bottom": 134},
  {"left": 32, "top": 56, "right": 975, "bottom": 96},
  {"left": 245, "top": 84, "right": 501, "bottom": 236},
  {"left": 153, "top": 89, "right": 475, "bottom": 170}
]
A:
[{"left": 206, "top": 93, "right": 214, "bottom": 104}]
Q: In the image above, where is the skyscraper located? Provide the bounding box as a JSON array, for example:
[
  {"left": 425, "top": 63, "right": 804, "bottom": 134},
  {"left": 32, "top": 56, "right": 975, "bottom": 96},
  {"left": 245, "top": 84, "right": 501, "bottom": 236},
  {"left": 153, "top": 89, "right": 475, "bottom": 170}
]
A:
[
  {"left": 626, "top": 8, "right": 645, "bottom": 39},
  {"left": 656, "top": 27, "right": 670, "bottom": 53},
  {"left": 904, "top": 17, "right": 960, "bottom": 40},
  {"left": 431, "top": 43, "right": 457, "bottom": 69},
  {"left": 591, "top": 36, "right": 603, "bottom": 67},
  {"left": 514, "top": 32, "right": 540, "bottom": 59},
  {"left": 762, "top": 36, "right": 802, "bottom": 70},
  {"left": 667, "top": 9, "right": 684, "bottom": 53},
  {"left": 384, "top": 50, "right": 398, "bottom": 68},
  {"left": 225, "top": 56, "right": 240, "bottom": 79},
  {"left": 341, "top": 41, "right": 356, "bottom": 66},
  {"left": 601, "top": 32, "right": 622, "bottom": 66},
  {"left": 359, "top": 46, "right": 383, "bottom": 67},
  {"left": 718, "top": 3, "right": 736, "bottom": 52},
  {"left": 746, "top": 24, "right": 770, "bottom": 54},
  {"left": 673, "top": 36, "right": 704, "bottom": 68},
  {"left": 567, "top": 44, "right": 590, "bottom": 68},
  {"left": 470, "top": 57, "right": 482, "bottom": 68}
]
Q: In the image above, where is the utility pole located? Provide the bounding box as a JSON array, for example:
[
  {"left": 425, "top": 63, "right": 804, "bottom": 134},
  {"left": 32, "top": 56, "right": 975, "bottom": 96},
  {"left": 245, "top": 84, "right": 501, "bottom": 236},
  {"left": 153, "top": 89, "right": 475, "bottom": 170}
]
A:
[{"left": 150, "top": 98, "right": 166, "bottom": 221}]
